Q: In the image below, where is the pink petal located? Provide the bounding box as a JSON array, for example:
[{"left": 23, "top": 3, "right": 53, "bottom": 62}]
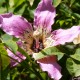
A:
[
  {"left": 7, "top": 40, "right": 26, "bottom": 67},
  {"left": 37, "top": 56, "right": 62, "bottom": 80},
  {"left": 0, "top": 15, "right": 3, "bottom": 27},
  {"left": 34, "top": 0, "right": 56, "bottom": 33},
  {"left": 0, "top": 13, "right": 32, "bottom": 38},
  {"left": 51, "top": 26, "right": 80, "bottom": 46},
  {"left": 7, "top": 49, "right": 26, "bottom": 67}
]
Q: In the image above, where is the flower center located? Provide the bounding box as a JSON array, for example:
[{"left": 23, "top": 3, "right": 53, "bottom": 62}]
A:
[{"left": 31, "top": 39, "right": 44, "bottom": 53}]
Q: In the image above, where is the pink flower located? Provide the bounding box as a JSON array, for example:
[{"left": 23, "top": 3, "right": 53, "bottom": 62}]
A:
[{"left": 1, "top": 0, "right": 80, "bottom": 79}]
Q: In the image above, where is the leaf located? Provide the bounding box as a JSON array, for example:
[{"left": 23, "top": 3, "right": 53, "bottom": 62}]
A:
[
  {"left": 0, "top": 43, "right": 10, "bottom": 70},
  {"left": 70, "top": 0, "right": 75, "bottom": 6},
  {"left": 14, "top": 0, "right": 25, "bottom": 8},
  {"left": 33, "top": 47, "right": 64, "bottom": 60},
  {"left": 9, "top": 0, "right": 14, "bottom": 7},
  {"left": 0, "top": 7, "right": 6, "bottom": 13},
  {"left": 53, "top": 0, "right": 61, "bottom": 7},
  {"left": 0, "top": 43, "right": 8, "bottom": 56},
  {"left": 1, "top": 66, "right": 10, "bottom": 80},
  {"left": 1, "top": 55, "right": 10, "bottom": 70},
  {"left": 1, "top": 34, "right": 13, "bottom": 42},
  {"left": 1, "top": 34, "right": 18, "bottom": 53},
  {"left": 59, "top": 20, "right": 65, "bottom": 26},
  {"left": 72, "top": 13, "right": 80, "bottom": 19},
  {"left": 28, "top": 0, "right": 34, "bottom": 6},
  {"left": 4, "top": 40, "right": 18, "bottom": 53},
  {"left": 66, "top": 58, "right": 80, "bottom": 77},
  {"left": 71, "top": 48, "right": 80, "bottom": 61},
  {"left": 0, "top": 0, "right": 5, "bottom": 7}
]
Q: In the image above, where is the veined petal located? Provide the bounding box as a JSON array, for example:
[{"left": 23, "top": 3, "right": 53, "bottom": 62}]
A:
[
  {"left": 45, "top": 26, "right": 80, "bottom": 47},
  {"left": 7, "top": 49, "right": 26, "bottom": 67},
  {"left": 34, "top": 0, "right": 56, "bottom": 33},
  {"left": 37, "top": 56, "right": 62, "bottom": 80},
  {"left": 0, "top": 13, "right": 33, "bottom": 38}
]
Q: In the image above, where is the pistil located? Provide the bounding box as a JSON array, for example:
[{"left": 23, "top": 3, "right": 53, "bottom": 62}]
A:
[{"left": 31, "top": 39, "right": 44, "bottom": 53}]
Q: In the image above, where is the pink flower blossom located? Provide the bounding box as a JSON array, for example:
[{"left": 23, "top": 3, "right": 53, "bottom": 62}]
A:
[{"left": 1, "top": 0, "right": 80, "bottom": 79}]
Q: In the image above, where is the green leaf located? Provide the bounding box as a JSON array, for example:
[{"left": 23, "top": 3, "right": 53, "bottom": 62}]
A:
[
  {"left": 71, "top": 48, "right": 80, "bottom": 61},
  {"left": 1, "top": 34, "right": 18, "bottom": 53},
  {"left": 14, "top": 0, "right": 25, "bottom": 8},
  {"left": 0, "top": 43, "right": 8, "bottom": 56},
  {"left": 70, "top": 0, "right": 75, "bottom": 6},
  {"left": 0, "top": 7, "right": 6, "bottom": 14},
  {"left": 28, "top": 0, "right": 34, "bottom": 6},
  {"left": 33, "top": 47, "right": 64, "bottom": 60},
  {"left": 66, "top": 58, "right": 80, "bottom": 77},
  {"left": 72, "top": 13, "right": 80, "bottom": 19},
  {"left": 4, "top": 40, "right": 18, "bottom": 53},
  {"left": 59, "top": 20, "right": 65, "bottom": 26},
  {"left": 1, "top": 34, "right": 13, "bottom": 42},
  {"left": 9, "top": 0, "right": 14, "bottom": 7},
  {"left": 1, "top": 55, "right": 10, "bottom": 70},
  {"left": 0, "top": 0, "right": 5, "bottom": 7},
  {"left": 53, "top": 0, "right": 61, "bottom": 7},
  {"left": 0, "top": 43, "right": 10, "bottom": 70}
]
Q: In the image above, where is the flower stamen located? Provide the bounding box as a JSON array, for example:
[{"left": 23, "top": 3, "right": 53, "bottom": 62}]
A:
[{"left": 31, "top": 39, "right": 44, "bottom": 53}]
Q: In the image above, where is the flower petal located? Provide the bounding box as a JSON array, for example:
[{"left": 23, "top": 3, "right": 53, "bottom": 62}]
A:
[
  {"left": 52, "top": 26, "right": 80, "bottom": 45},
  {"left": 37, "top": 56, "right": 62, "bottom": 80},
  {"left": 34, "top": 0, "right": 56, "bottom": 33},
  {"left": 0, "top": 13, "right": 32, "bottom": 38},
  {"left": 7, "top": 49, "right": 26, "bottom": 67},
  {"left": 45, "top": 26, "right": 80, "bottom": 47}
]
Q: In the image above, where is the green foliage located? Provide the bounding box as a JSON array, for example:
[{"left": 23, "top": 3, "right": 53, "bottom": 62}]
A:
[
  {"left": 1, "top": 34, "right": 18, "bottom": 53},
  {"left": 53, "top": 0, "right": 61, "bottom": 7},
  {"left": 1, "top": 34, "right": 13, "bottom": 41},
  {"left": 0, "top": 43, "right": 10, "bottom": 70},
  {"left": 66, "top": 48, "right": 80, "bottom": 77},
  {"left": 33, "top": 47, "right": 64, "bottom": 60},
  {"left": 66, "top": 58, "right": 80, "bottom": 77},
  {"left": 71, "top": 48, "right": 80, "bottom": 61}
]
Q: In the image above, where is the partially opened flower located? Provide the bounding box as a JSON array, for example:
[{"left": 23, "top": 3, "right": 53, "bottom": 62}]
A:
[{"left": 0, "top": 0, "right": 80, "bottom": 80}]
